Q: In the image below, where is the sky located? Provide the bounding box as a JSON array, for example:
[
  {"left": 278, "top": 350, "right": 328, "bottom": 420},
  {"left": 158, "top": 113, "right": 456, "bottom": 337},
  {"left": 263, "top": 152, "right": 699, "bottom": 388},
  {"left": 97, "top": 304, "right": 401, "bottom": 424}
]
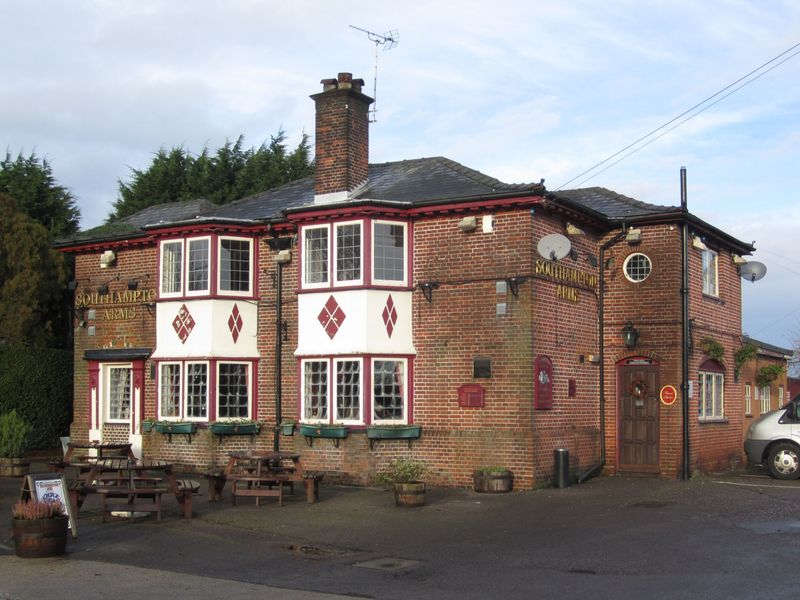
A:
[{"left": 2, "top": 0, "right": 799, "bottom": 350}]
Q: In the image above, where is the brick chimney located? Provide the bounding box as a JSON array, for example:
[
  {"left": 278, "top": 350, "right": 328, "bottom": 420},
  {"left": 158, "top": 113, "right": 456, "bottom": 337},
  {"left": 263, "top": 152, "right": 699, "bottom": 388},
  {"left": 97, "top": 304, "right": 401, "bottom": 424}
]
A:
[{"left": 311, "top": 72, "right": 373, "bottom": 204}]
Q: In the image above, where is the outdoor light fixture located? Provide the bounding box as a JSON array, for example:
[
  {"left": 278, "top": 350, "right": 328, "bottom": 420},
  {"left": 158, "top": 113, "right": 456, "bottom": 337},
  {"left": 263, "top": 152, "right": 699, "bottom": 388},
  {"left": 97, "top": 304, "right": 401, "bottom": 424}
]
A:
[
  {"left": 625, "top": 228, "right": 642, "bottom": 244},
  {"left": 127, "top": 280, "right": 139, "bottom": 291},
  {"left": 621, "top": 321, "right": 640, "bottom": 349},
  {"left": 97, "top": 284, "right": 109, "bottom": 295},
  {"left": 419, "top": 282, "right": 440, "bottom": 302},
  {"left": 506, "top": 276, "right": 529, "bottom": 297},
  {"left": 458, "top": 216, "right": 477, "bottom": 232}
]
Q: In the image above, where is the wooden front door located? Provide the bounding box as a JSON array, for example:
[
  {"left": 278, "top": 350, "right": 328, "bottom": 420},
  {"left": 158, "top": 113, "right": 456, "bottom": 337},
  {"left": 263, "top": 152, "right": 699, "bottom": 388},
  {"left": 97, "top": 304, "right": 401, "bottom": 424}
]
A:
[{"left": 618, "top": 363, "right": 660, "bottom": 472}]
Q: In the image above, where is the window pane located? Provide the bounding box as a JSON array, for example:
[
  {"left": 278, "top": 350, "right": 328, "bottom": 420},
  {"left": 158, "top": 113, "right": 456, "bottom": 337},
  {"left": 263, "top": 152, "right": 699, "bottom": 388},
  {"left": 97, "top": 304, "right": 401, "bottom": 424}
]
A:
[
  {"left": 188, "top": 239, "right": 209, "bottom": 292},
  {"left": 373, "top": 360, "right": 405, "bottom": 421},
  {"left": 336, "top": 360, "right": 361, "bottom": 420},
  {"left": 624, "top": 253, "right": 652, "bottom": 283},
  {"left": 218, "top": 363, "right": 249, "bottom": 419},
  {"left": 374, "top": 223, "right": 405, "bottom": 282},
  {"left": 702, "top": 250, "right": 718, "bottom": 296},
  {"left": 336, "top": 223, "right": 361, "bottom": 282},
  {"left": 220, "top": 239, "right": 251, "bottom": 292},
  {"left": 714, "top": 374, "right": 724, "bottom": 417},
  {"left": 304, "top": 228, "right": 328, "bottom": 285},
  {"left": 304, "top": 361, "right": 328, "bottom": 420},
  {"left": 108, "top": 367, "right": 131, "bottom": 420},
  {"left": 159, "top": 364, "right": 181, "bottom": 418},
  {"left": 186, "top": 363, "right": 208, "bottom": 419},
  {"left": 161, "top": 241, "right": 183, "bottom": 294}
]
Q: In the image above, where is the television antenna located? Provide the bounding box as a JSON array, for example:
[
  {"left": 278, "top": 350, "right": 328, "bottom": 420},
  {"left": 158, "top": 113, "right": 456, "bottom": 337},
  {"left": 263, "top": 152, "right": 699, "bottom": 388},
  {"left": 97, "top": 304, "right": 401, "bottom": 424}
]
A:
[{"left": 349, "top": 25, "right": 399, "bottom": 122}]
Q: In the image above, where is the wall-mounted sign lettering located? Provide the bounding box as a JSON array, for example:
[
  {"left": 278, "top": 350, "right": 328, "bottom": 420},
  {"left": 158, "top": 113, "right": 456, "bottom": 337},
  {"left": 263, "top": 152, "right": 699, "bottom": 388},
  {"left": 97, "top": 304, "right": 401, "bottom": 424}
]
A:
[
  {"left": 74, "top": 289, "right": 156, "bottom": 321},
  {"left": 535, "top": 259, "right": 597, "bottom": 303}
]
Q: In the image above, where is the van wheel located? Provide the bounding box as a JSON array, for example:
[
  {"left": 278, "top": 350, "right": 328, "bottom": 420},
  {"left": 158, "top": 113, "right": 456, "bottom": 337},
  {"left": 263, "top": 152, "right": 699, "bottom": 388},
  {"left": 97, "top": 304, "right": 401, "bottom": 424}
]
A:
[{"left": 767, "top": 443, "right": 800, "bottom": 480}]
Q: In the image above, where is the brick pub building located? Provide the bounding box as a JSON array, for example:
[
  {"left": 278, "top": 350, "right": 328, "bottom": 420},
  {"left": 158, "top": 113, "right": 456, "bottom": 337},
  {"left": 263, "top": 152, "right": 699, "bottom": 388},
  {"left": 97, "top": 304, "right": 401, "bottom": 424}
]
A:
[{"left": 57, "top": 72, "right": 757, "bottom": 487}]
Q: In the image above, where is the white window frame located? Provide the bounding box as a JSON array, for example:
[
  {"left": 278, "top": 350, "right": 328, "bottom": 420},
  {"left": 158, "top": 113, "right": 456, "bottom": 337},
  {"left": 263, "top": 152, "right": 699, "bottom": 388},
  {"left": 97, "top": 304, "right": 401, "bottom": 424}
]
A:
[
  {"left": 217, "top": 236, "right": 253, "bottom": 297},
  {"left": 160, "top": 239, "right": 184, "bottom": 298},
  {"left": 157, "top": 361, "right": 209, "bottom": 422},
  {"left": 698, "top": 370, "right": 724, "bottom": 421},
  {"left": 371, "top": 357, "right": 408, "bottom": 424},
  {"left": 216, "top": 361, "right": 252, "bottom": 420},
  {"left": 702, "top": 248, "right": 719, "bottom": 297},
  {"left": 158, "top": 362, "right": 182, "bottom": 419},
  {"left": 779, "top": 385, "right": 785, "bottom": 407},
  {"left": 622, "top": 252, "right": 652, "bottom": 283},
  {"left": 301, "top": 358, "right": 330, "bottom": 423},
  {"left": 301, "top": 225, "right": 330, "bottom": 289},
  {"left": 761, "top": 385, "right": 771, "bottom": 414},
  {"left": 103, "top": 363, "right": 132, "bottom": 424},
  {"left": 333, "top": 221, "right": 363, "bottom": 287},
  {"left": 372, "top": 220, "right": 408, "bottom": 287},
  {"left": 333, "top": 357, "right": 363, "bottom": 425},
  {"left": 744, "top": 383, "right": 751, "bottom": 415},
  {"left": 185, "top": 236, "right": 211, "bottom": 296}
]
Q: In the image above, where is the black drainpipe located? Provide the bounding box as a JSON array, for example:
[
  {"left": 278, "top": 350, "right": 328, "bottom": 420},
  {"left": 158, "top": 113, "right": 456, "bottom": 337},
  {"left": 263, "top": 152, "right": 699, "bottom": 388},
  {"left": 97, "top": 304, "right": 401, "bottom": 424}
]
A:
[
  {"left": 680, "top": 167, "right": 691, "bottom": 480},
  {"left": 273, "top": 259, "right": 284, "bottom": 452},
  {"left": 578, "top": 225, "right": 627, "bottom": 484}
]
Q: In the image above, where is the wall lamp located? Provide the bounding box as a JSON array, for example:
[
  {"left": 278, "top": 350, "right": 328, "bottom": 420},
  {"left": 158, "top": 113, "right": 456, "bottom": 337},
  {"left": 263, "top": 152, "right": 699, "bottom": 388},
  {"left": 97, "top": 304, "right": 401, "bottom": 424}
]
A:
[
  {"left": 625, "top": 228, "right": 643, "bottom": 244},
  {"left": 127, "top": 279, "right": 139, "bottom": 291},
  {"left": 97, "top": 284, "right": 109, "bottom": 295},
  {"left": 506, "top": 276, "right": 529, "bottom": 297},
  {"left": 418, "top": 282, "right": 440, "bottom": 302},
  {"left": 621, "top": 321, "right": 640, "bottom": 349},
  {"left": 458, "top": 216, "right": 477, "bottom": 232}
]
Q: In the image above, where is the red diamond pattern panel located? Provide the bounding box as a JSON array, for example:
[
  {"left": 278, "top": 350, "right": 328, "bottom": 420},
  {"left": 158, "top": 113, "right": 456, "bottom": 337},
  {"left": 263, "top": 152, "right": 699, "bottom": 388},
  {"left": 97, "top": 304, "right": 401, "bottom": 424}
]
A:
[
  {"left": 381, "top": 294, "right": 398, "bottom": 338},
  {"left": 318, "top": 295, "right": 346, "bottom": 339},
  {"left": 172, "top": 304, "right": 195, "bottom": 344},
  {"left": 227, "top": 303, "right": 244, "bottom": 343}
]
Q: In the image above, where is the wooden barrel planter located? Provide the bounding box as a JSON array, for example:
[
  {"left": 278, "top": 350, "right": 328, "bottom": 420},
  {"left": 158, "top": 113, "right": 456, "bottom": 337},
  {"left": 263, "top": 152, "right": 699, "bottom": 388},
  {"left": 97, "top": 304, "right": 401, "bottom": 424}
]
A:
[
  {"left": 0, "top": 457, "right": 30, "bottom": 477},
  {"left": 394, "top": 482, "right": 425, "bottom": 507},
  {"left": 12, "top": 517, "right": 69, "bottom": 558},
  {"left": 473, "top": 469, "right": 513, "bottom": 493}
]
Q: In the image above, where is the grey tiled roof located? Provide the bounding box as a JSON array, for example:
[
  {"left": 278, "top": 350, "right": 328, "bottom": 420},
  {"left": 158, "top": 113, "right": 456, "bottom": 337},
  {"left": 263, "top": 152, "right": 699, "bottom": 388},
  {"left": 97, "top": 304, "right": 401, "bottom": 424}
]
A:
[
  {"left": 207, "top": 157, "right": 543, "bottom": 221},
  {"left": 549, "top": 187, "right": 679, "bottom": 221}
]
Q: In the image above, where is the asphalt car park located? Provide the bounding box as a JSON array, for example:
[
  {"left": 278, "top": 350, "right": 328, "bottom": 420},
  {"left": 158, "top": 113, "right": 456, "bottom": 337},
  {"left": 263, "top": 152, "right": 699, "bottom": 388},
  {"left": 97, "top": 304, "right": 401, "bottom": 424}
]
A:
[{"left": 2, "top": 467, "right": 799, "bottom": 600}]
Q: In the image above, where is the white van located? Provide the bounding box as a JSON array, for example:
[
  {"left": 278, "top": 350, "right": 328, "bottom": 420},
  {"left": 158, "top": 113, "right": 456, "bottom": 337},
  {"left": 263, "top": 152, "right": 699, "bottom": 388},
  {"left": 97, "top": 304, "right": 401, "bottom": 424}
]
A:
[{"left": 744, "top": 396, "right": 800, "bottom": 479}]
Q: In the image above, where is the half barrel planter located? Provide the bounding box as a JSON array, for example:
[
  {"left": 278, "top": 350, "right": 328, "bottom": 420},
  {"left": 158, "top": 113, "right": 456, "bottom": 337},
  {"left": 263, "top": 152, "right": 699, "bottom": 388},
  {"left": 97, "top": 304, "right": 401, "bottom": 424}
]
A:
[
  {"left": 393, "top": 482, "right": 425, "bottom": 507},
  {"left": 472, "top": 469, "right": 514, "bottom": 493},
  {"left": 12, "top": 516, "right": 69, "bottom": 558}
]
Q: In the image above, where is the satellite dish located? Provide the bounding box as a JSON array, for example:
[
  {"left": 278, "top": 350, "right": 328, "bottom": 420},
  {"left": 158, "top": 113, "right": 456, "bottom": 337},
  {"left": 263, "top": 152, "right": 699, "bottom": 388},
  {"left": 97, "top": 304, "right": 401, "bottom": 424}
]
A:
[
  {"left": 537, "top": 234, "right": 572, "bottom": 261},
  {"left": 739, "top": 261, "right": 767, "bottom": 282}
]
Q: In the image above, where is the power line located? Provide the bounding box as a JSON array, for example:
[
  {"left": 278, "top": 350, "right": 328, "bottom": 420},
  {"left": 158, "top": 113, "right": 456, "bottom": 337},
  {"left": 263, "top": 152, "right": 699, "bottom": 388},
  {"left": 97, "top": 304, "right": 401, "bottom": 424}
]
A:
[{"left": 556, "top": 41, "right": 800, "bottom": 190}]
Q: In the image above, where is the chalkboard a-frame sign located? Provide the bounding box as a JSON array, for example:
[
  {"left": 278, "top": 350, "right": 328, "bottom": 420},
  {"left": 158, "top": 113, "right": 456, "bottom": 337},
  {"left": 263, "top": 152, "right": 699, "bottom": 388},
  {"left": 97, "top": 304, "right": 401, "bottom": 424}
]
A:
[{"left": 23, "top": 473, "right": 77, "bottom": 538}]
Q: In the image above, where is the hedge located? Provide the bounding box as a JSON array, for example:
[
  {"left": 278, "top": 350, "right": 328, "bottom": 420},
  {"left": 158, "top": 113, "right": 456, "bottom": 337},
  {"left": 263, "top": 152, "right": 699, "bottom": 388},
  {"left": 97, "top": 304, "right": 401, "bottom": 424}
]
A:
[{"left": 0, "top": 345, "right": 72, "bottom": 449}]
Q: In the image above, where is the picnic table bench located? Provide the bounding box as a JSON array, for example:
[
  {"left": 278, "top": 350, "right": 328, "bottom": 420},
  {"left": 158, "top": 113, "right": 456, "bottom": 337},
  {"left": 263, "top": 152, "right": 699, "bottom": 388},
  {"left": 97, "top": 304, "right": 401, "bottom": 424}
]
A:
[{"left": 207, "top": 451, "right": 323, "bottom": 506}]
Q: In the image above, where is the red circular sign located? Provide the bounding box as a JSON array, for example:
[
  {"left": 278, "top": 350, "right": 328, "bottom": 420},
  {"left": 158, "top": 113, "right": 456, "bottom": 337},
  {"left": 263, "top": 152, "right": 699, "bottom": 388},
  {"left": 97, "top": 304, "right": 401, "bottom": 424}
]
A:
[{"left": 660, "top": 385, "right": 678, "bottom": 406}]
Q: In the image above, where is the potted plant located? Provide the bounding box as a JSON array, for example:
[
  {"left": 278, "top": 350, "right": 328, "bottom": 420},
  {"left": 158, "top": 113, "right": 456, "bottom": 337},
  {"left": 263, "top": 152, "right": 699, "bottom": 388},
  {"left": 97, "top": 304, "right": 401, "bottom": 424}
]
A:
[
  {"left": 473, "top": 466, "right": 514, "bottom": 493},
  {"left": 376, "top": 457, "right": 428, "bottom": 507},
  {"left": 0, "top": 410, "right": 32, "bottom": 477},
  {"left": 11, "top": 499, "right": 69, "bottom": 558},
  {"left": 140, "top": 419, "right": 156, "bottom": 433},
  {"left": 280, "top": 420, "right": 296, "bottom": 436},
  {"left": 155, "top": 420, "right": 198, "bottom": 443}
]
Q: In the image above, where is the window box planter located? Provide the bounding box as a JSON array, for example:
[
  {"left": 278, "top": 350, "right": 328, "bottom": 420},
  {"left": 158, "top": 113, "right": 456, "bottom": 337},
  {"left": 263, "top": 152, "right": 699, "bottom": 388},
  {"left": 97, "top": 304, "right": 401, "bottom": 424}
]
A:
[
  {"left": 366, "top": 424, "right": 421, "bottom": 449},
  {"left": 299, "top": 424, "right": 349, "bottom": 448},
  {"left": 280, "top": 421, "right": 296, "bottom": 436},
  {"left": 140, "top": 420, "right": 156, "bottom": 433},
  {"left": 155, "top": 421, "right": 198, "bottom": 443},
  {"left": 208, "top": 421, "right": 260, "bottom": 443}
]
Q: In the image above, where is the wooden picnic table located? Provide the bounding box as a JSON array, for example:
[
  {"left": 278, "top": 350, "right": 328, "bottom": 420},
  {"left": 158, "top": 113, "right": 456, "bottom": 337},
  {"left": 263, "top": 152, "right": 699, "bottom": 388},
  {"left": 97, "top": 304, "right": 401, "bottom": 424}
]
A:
[
  {"left": 70, "top": 458, "right": 193, "bottom": 520},
  {"left": 208, "top": 451, "right": 322, "bottom": 506}
]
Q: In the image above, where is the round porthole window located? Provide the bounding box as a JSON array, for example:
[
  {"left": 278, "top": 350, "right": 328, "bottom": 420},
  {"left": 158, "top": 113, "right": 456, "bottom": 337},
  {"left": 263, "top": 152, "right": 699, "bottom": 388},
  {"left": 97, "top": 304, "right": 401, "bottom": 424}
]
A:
[{"left": 623, "top": 253, "right": 652, "bottom": 282}]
